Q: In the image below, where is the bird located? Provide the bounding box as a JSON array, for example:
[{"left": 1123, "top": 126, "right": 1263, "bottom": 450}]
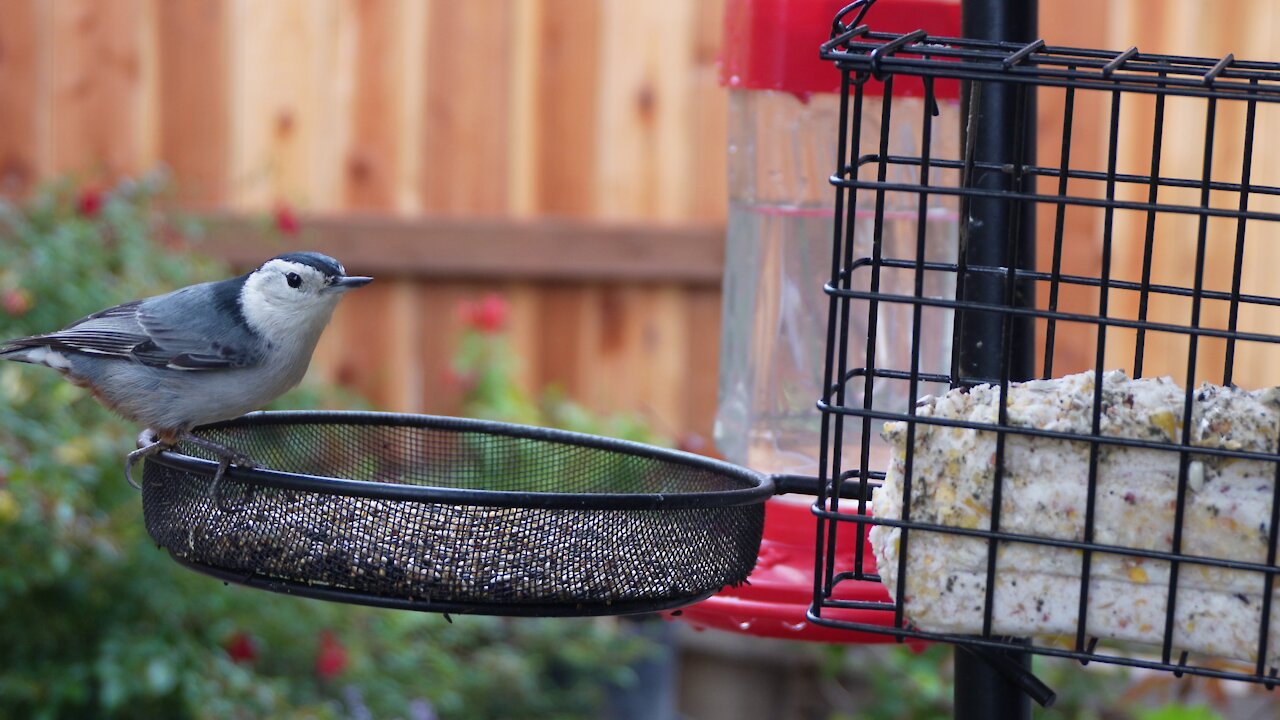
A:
[{"left": 0, "top": 251, "right": 372, "bottom": 487}]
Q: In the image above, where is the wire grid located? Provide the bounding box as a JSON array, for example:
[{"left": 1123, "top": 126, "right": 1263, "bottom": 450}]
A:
[
  {"left": 811, "top": 8, "right": 1280, "bottom": 687},
  {"left": 142, "top": 412, "right": 766, "bottom": 616}
]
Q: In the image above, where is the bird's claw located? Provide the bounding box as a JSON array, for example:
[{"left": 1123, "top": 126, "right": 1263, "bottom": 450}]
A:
[
  {"left": 177, "top": 432, "right": 259, "bottom": 470},
  {"left": 172, "top": 432, "right": 259, "bottom": 511},
  {"left": 123, "top": 429, "right": 259, "bottom": 494},
  {"left": 124, "top": 432, "right": 168, "bottom": 490}
]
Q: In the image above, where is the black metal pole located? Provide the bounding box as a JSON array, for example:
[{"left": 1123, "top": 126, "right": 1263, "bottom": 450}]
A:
[
  {"left": 958, "top": 0, "right": 1038, "bottom": 387},
  {"left": 955, "top": 0, "right": 1038, "bottom": 718}
]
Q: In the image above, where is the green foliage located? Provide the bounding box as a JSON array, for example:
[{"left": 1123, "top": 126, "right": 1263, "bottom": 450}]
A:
[
  {"left": 1133, "top": 705, "right": 1225, "bottom": 720},
  {"left": 823, "top": 643, "right": 1184, "bottom": 720},
  {"left": 0, "top": 176, "right": 647, "bottom": 719},
  {"left": 825, "top": 644, "right": 953, "bottom": 720},
  {"left": 1030, "top": 654, "right": 1134, "bottom": 720}
]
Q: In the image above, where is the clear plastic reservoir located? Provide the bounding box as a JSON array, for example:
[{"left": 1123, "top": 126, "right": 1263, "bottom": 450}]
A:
[{"left": 716, "top": 88, "right": 960, "bottom": 476}]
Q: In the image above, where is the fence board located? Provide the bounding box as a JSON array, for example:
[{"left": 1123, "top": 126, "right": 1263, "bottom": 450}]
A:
[
  {"left": 595, "top": 0, "right": 697, "bottom": 221},
  {"left": 0, "top": 0, "right": 41, "bottom": 196},
  {"left": 156, "top": 0, "right": 230, "bottom": 207},
  {"left": 532, "top": 0, "right": 600, "bottom": 217},
  {"left": 229, "top": 0, "right": 340, "bottom": 209},
  {"left": 49, "top": 0, "right": 144, "bottom": 178},
  {"left": 683, "top": 286, "right": 722, "bottom": 444},
  {"left": 420, "top": 1, "right": 512, "bottom": 214},
  {"left": 691, "top": 0, "right": 728, "bottom": 222},
  {"left": 534, "top": 284, "right": 589, "bottom": 402},
  {"left": 199, "top": 213, "right": 725, "bottom": 283},
  {"left": 339, "top": 0, "right": 404, "bottom": 212}
]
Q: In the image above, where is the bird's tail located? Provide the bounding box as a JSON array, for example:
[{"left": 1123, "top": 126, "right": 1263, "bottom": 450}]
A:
[{"left": 0, "top": 338, "right": 69, "bottom": 370}]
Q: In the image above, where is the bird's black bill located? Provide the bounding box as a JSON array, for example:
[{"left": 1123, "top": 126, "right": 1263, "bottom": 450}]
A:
[{"left": 329, "top": 276, "right": 373, "bottom": 291}]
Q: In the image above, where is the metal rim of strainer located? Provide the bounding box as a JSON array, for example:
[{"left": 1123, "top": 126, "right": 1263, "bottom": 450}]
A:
[{"left": 144, "top": 410, "right": 775, "bottom": 509}]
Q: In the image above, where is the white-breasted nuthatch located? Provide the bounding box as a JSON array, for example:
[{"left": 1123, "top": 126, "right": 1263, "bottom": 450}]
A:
[{"left": 0, "top": 251, "right": 371, "bottom": 485}]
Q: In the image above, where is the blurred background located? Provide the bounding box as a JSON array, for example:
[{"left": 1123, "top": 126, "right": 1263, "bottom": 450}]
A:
[{"left": 2, "top": 1, "right": 1280, "bottom": 718}]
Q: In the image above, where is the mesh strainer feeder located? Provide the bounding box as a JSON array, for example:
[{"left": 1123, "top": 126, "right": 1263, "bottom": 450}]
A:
[{"left": 141, "top": 412, "right": 774, "bottom": 616}]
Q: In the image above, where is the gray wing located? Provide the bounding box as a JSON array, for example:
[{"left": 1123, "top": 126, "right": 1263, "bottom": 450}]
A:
[{"left": 3, "top": 282, "right": 263, "bottom": 371}]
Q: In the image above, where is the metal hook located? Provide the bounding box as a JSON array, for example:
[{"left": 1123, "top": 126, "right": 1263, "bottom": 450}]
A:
[{"left": 831, "top": 0, "right": 878, "bottom": 38}]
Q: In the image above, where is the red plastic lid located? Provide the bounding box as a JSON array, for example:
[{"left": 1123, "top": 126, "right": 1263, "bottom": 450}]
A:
[
  {"left": 675, "top": 497, "right": 926, "bottom": 646},
  {"left": 721, "top": 0, "right": 962, "bottom": 99}
]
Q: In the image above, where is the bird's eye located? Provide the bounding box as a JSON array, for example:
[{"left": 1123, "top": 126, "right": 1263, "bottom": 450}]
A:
[{"left": 286, "top": 272, "right": 302, "bottom": 288}]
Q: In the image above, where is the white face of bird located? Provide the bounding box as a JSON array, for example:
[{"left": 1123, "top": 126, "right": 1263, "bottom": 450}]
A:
[{"left": 240, "top": 258, "right": 360, "bottom": 339}]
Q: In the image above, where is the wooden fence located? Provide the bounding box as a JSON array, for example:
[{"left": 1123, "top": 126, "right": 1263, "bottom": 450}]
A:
[
  {"left": 3, "top": 0, "right": 1280, "bottom": 441},
  {"left": 0, "top": 0, "right": 732, "bottom": 439}
]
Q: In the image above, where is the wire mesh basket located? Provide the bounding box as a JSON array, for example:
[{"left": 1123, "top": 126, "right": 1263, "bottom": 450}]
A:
[
  {"left": 141, "top": 412, "right": 771, "bottom": 616},
  {"left": 813, "top": 1, "right": 1280, "bottom": 688}
]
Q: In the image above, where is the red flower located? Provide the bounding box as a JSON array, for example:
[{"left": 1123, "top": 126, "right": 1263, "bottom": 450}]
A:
[
  {"left": 159, "top": 223, "right": 186, "bottom": 251},
  {"left": 223, "top": 632, "right": 258, "bottom": 664},
  {"left": 77, "top": 189, "right": 104, "bottom": 218},
  {"left": 1, "top": 288, "right": 31, "bottom": 317},
  {"left": 315, "top": 631, "right": 347, "bottom": 679},
  {"left": 273, "top": 203, "right": 300, "bottom": 235},
  {"left": 459, "top": 293, "right": 508, "bottom": 334},
  {"left": 441, "top": 367, "right": 476, "bottom": 392}
]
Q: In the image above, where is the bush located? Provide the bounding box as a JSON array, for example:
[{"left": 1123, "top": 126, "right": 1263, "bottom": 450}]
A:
[{"left": 0, "top": 175, "right": 646, "bottom": 719}]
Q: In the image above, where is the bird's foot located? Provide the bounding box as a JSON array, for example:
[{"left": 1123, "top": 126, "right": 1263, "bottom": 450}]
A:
[
  {"left": 171, "top": 432, "right": 261, "bottom": 512},
  {"left": 123, "top": 430, "right": 260, "bottom": 492},
  {"left": 171, "top": 431, "right": 259, "bottom": 470},
  {"left": 124, "top": 430, "right": 168, "bottom": 490}
]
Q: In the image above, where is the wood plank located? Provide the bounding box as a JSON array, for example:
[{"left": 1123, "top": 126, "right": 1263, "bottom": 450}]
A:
[
  {"left": 339, "top": 0, "right": 402, "bottom": 213},
  {"left": 690, "top": 0, "right": 727, "bottom": 221},
  {"left": 531, "top": 0, "right": 600, "bottom": 217},
  {"left": 503, "top": 282, "right": 541, "bottom": 397},
  {"left": 594, "top": 0, "right": 697, "bottom": 220},
  {"left": 135, "top": 0, "right": 159, "bottom": 171},
  {"left": 1104, "top": 0, "right": 1196, "bottom": 382},
  {"left": 505, "top": 0, "right": 538, "bottom": 217},
  {"left": 327, "top": 0, "right": 421, "bottom": 409},
  {"left": 684, "top": 285, "right": 722, "bottom": 441},
  {"left": 413, "top": 281, "right": 481, "bottom": 416},
  {"left": 199, "top": 213, "right": 725, "bottom": 283},
  {"left": 394, "top": 0, "right": 428, "bottom": 214},
  {"left": 49, "top": 0, "right": 145, "bottom": 178},
  {"left": 638, "top": 284, "right": 691, "bottom": 436},
  {"left": 0, "top": 0, "right": 41, "bottom": 196},
  {"left": 579, "top": 283, "right": 627, "bottom": 417},
  {"left": 557, "top": 284, "right": 685, "bottom": 437},
  {"left": 156, "top": 0, "right": 230, "bottom": 207},
  {"left": 419, "top": 1, "right": 512, "bottom": 214},
  {"left": 229, "top": 0, "right": 340, "bottom": 209},
  {"left": 534, "top": 284, "right": 588, "bottom": 401}
]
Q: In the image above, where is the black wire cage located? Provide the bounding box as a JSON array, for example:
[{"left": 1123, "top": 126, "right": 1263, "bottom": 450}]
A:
[{"left": 814, "top": 0, "right": 1280, "bottom": 694}]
